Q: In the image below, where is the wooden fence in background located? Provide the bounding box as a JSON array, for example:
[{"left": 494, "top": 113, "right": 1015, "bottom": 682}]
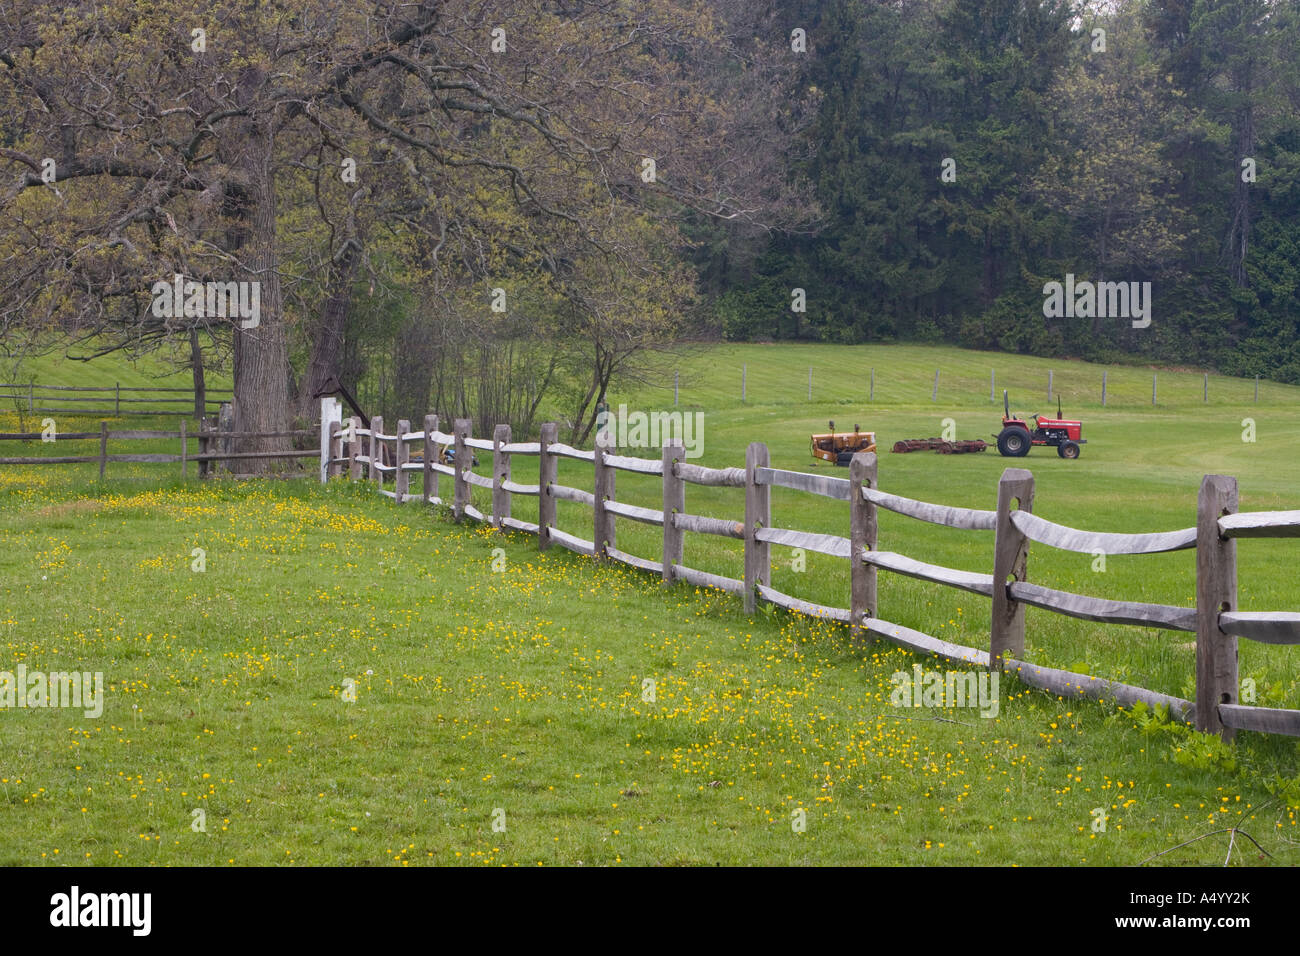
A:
[
  {"left": 682, "top": 365, "right": 1272, "bottom": 407},
  {"left": 0, "top": 422, "right": 317, "bottom": 477},
  {"left": 321, "top": 400, "right": 1300, "bottom": 743},
  {"left": 0, "top": 382, "right": 231, "bottom": 418}
]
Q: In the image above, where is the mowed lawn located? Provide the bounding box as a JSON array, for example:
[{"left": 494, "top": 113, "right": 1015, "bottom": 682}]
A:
[
  {"left": 2, "top": 341, "right": 1300, "bottom": 865},
  {"left": 0, "top": 469, "right": 1298, "bottom": 866}
]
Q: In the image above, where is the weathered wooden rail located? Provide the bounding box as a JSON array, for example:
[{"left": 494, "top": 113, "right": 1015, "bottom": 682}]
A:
[
  {"left": 0, "top": 422, "right": 316, "bottom": 477},
  {"left": 322, "top": 401, "right": 1300, "bottom": 743},
  {"left": 0, "top": 381, "right": 231, "bottom": 417}
]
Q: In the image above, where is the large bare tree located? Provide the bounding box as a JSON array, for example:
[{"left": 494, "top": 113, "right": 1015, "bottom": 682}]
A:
[{"left": 0, "top": 1, "right": 813, "bottom": 464}]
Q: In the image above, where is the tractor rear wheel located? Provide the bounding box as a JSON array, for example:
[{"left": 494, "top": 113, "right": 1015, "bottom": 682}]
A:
[
  {"left": 1057, "top": 441, "right": 1080, "bottom": 460},
  {"left": 996, "top": 427, "right": 1031, "bottom": 457}
]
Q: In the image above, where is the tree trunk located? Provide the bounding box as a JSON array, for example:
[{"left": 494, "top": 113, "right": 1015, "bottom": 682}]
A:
[
  {"left": 231, "top": 100, "right": 289, "bottom": 471},
  {"left": 394, "top": 313, "right": 435, "bottom": 424},
  {"left": 296, "top": 243, "right": 360, "bottom": 422},
  {"left": 1227, "top": 97, "right": 1254, "bottom": 288},
  {"left": 573, "top": 351, "right": 613, "bottom": 445},
  {"left": 295, "top": 193, "right": 366, "bottom": 422},
  {"left": 189, "top": 328, "right": 206, "bottom": 420}
]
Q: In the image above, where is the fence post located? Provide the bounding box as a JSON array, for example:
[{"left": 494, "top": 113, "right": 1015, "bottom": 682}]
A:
[
  {"left": 849, "top": 451, "right": 878, "bottom": 643},
  {"left": 1152, "top": 372, "right": 1158, "bottom": 406},
  {"left": 325, "top": 421, "right": 340, "bottom": 478},
  {"left": 991, "top": 467, "right": 1035, "bottom": 665},
  {"left": 932, "top": 368, "right": 939, "bottom": 401},
  {"left": 662, "top": 441, "right": 684, "bottom": 583},
  {"left": 328, "top": 419, "right": 344, "bottom": 479},
  {"left": 369, "top": 415, "right": 383, "bottom": 489},
  {"left": 1204, "top": 373, "right": 1208, "bottom": 403},
  {"left": 199, "top": 416, "right": 211, "bottom": 479},
  {"left": 743, "top": 442, "right": 771, "bottom": 614},
  {"left": 98, "top": 421, "right": 108, "bottom": 480},
  {"left": 327, "top": 421, "right": 342, "bottom": 480},
  {"left": 493, "top": 424, "right": 511, "bottom": 528},
  {"left": 593, "top": 433, "right": 615, "bottom": 559},
  {"left": 218, "top": 402, "right": 234, "bottom": 474},
  {"left": 180, "top": 419, "right": 188, "bottom": 481},
  {"left": 423, "top": 414, "right": 438, "bottom": 503},
  {"left": 395, "top": 419, "right": 410, "bottom": 501},
  {"left": 321, "top": 397, "right": 342, "bottom": 482},
  {"left": 453, "top": 418, "right": 470, "bottom": 520},
  {"left": 115, "top": 382, "right": 120, "bottom": 417},
  {"left": 320, "top": 397, "right": 342, "bottom": 483},
  {"left": 348, "top": 417, "right": 362, "bottom": 481},
  {"left": 1101, "top": 371, "right": 1107, "bottom": 407},
  {"left": 539, "top": 422, "right": 558, "bottom": 550},
  {"left": 1047, "top": 370, "right": 1053, "bottom": 401},
  {"left": 1196, "top": 474, "right": 1239, "bottom": 741}
]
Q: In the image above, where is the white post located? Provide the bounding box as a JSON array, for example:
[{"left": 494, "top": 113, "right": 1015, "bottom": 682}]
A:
[{"left": 319, "top": 396, "right": 342, "bottom": 484}]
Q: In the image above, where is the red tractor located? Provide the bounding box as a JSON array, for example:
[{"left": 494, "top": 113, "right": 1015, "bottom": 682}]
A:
[{"left": 995, "top": 391, "right": 1085, "bottom": 459}]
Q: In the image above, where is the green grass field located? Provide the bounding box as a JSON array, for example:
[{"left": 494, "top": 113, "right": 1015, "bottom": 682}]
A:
[
  {"left": 1, "top": 335, "right": 231, "bottom": 393},
  {"left": 1, "top": 342, "right": 1298, "bottom": 865},
  {"left": 0, "top": 336, "right": 231, "bottom": 428},
  {"left": 599, "top": 343, "right": 1300, "bottom": 713}
]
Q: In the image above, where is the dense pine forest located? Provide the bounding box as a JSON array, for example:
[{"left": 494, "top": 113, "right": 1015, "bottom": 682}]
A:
[{"left": 702, "top": 0, "right": 1300, "bottom": 381}]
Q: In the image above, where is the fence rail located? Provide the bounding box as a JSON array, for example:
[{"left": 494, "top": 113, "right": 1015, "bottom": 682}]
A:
[
  {"left": 667, "top": 365, "right": 1282, "bottom": 408},
  {"left": 0, "top": 421, "right": 316, "bottom": 477},
  {"left": 322, "top": 399, "right": 1300, "bottom": 743},
  {"left": 1, "top": 381, "right": 231, "bottom": 418}
]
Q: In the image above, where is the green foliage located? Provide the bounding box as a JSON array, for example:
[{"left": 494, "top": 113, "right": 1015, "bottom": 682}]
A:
[
  {"left": 709, "top": 0, "right": 1300, "bottom": 383},
  {"left": 1122, "top": 701, "right": 1237, "bottom": 773},
  {"left": 717, "top": 276, "right": 795, "bottom": 341},
  {"left": 1126, "top": 700, "right": 1173, "bottom": 736},
  {"left": 1263, "top": 771, "right": 1300, "bottom": 808},
  {"left": 1170, "top": 728, "right": 1240, "bottom": 774}
]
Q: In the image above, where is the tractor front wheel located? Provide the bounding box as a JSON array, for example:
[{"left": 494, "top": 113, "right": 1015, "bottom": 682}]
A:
[
  {"left": 1057, "top": 441, "right": 1080, "bottom": 460},
  {"left": 996, "top": 427, "right": 1031, "bottom": 457}
]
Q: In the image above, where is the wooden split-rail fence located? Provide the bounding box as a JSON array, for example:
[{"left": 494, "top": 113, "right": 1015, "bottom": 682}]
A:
[
  {"left": 320, "top": 400, "right": 1300, "bottom": 743},
  {"left": 0, "top": 421, "right": 318, "bottom": 477},
  {"left": 0, "top": 381, "right": 231, "bottom": 418}
]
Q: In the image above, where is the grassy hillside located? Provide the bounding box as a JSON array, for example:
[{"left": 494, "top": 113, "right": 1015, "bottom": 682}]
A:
[
  {"left": 1, "top": 335, "right": 231, "bottom": 392},
  {"left": 2, "top": 343, "right": 1300, "bottom": 868},
  {"left": 501, "top": 343, "right": 1300, "bottom": 739},
  {"left": 0, "top": 336, "right": 231, "bottom": 430},
  {"left": 1, "top": 477, "right": 1296, "bottom": 866},
  {"left": 6, "top": 341, "right": 1300, "bottom": 717},
  {"left": 623, "top": 342, "right": 1292, "bottom": 411}
]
